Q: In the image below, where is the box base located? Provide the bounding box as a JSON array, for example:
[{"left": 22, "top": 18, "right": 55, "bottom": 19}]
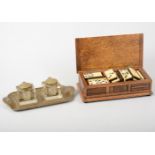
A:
[{"left": 77, "top": 83, "right": 152, "bottom": 103}]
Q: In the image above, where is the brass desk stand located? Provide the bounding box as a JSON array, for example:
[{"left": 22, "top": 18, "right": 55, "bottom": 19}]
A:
[{"left": 3, "top": 77, "right": 75, "bottom": 111}]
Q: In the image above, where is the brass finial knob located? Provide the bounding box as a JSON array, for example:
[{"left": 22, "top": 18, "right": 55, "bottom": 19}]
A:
[
  {"left": 42, "top": 77, "right": 57, "bottom": 86},
  {"left": 16, "top": 82, "right": 33, "bottom": 91}
]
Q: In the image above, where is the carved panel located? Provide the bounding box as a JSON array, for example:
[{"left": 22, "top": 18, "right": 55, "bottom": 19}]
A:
[
  {"left": 109, "top": 85, "right": 129, "bottom": 93},
  {"left": 87, "top": 87, "right": 106, "bottom": 96},
  {"left": 131, "top": 83, "right": 150, "bottom": 92}
]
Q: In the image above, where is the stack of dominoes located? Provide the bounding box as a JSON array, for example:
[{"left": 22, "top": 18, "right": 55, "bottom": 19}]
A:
[{"left": 83, "top": 67, "right": 144, "bottom": 85}]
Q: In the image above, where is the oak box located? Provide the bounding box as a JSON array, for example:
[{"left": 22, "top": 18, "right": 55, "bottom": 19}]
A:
[{"left": 75, "top": 33, "right": 152, "bottom": 102}]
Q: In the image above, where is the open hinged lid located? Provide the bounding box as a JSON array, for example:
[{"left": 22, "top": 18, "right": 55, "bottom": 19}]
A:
[{"left": 76, "top": 33, "right": 143, "bottom": 72}]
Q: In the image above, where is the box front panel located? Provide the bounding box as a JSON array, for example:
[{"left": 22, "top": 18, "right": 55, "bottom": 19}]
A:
[
  {"left": 130, "top": 83, "right": 151, "bottom": 92},
  {"left": 109, "top": 85, "right": 129, "bottom": 93},
  {"left": 85, "top": 81, "right": 151, "bottom": 98},
  {"left": 87, "top": 87, "right": 106, "bottom": 96}
]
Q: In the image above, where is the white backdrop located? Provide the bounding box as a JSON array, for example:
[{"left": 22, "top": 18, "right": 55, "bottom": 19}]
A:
[{"left": 0, "top": 22, "right": 154, "bottom": 131}]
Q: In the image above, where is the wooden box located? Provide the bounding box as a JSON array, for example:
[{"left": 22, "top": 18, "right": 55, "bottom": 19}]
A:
[{"left": 75, "top": 33, "right": 152, "bottom": 102}]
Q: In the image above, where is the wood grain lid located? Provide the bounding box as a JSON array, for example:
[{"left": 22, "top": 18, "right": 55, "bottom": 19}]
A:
[{"left": 75, "top": 33, "right": 143, "bottom": 72}]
